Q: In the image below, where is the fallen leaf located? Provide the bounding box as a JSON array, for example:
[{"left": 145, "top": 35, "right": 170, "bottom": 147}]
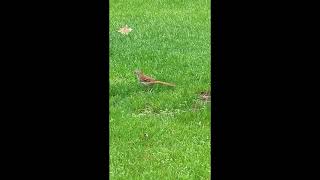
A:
[
  {"left": 118, "top": 25, "right": 133, "bottom": 35},
  {"left": 200, "top": 90, "right": 211, "bottom": 102}
]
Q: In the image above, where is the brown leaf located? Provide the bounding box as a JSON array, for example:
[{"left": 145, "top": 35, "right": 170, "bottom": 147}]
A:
[
  {"left": 117, "top": 25, "right": 133, "bottom": 35},
  {"left": 200, "top": 90, "right": 211, "bottom": 102}
]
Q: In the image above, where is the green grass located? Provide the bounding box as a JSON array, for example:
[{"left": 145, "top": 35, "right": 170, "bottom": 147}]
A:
[{"left": 110, "top": 0, "right": 211, "bottom": 179}]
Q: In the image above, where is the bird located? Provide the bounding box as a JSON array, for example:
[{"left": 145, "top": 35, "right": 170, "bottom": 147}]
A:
[{"left": 134, "top": 69, "right": 176, "bottom": 87}]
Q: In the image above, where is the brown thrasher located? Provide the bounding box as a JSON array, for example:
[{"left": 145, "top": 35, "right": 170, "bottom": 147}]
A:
[{"left": 134, "top": 69, "right": 175, "bottom": 87}]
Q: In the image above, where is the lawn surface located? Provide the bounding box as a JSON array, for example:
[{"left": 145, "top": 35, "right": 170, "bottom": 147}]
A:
[{"left": 109, "top": 0, "right": 211, "bottom": 179}]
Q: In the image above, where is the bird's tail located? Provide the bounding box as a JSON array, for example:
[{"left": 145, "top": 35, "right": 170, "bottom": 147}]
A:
[{"left": 154, "top": 81, "right": 176, "bottom": 87}]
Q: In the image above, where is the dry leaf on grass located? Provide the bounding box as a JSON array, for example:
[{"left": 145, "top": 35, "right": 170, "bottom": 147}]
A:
[
  {"left": 200, "top": 90, "right": 211, "bottom": 102},
  {"left": 117, "top": 25, "right": 133, "bottom": 35}
]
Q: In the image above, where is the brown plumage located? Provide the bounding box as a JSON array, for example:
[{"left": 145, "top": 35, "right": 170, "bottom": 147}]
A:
[{"left": 134, "top": 69, "right": 175, "bottom": 87}]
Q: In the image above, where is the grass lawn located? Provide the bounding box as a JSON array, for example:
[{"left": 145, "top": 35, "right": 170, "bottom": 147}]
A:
[{"left": 109, "top": 0, "right": 211, "bottom": 179}]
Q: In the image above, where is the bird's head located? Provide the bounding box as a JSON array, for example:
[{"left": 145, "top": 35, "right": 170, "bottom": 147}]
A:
[{"left": 134, "top": 69, "right": 142, "bottom": 75}]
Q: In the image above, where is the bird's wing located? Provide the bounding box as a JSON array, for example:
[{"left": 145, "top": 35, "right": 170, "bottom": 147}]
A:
[{"left": 141, "top": 75, "right": 155, "bottom": 82}]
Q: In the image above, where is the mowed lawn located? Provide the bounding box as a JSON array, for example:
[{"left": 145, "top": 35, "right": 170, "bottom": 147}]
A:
[{"left": 109, "top": 0, "right": 211, "bottom": 179}]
